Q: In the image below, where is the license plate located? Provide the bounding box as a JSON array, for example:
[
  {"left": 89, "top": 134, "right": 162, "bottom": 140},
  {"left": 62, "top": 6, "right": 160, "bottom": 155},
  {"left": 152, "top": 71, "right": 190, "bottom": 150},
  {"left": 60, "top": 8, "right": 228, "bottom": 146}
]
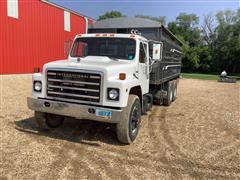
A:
[{"left": 95, "top": 109, "right": 112, "bottom": 119}]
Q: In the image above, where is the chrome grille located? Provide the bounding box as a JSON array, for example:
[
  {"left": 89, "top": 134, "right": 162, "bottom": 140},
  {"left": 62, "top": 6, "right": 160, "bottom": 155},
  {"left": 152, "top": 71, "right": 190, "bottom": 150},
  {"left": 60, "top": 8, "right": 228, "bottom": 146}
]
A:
[{"left": 47, "top": 70, "right": 101, "bottom": 103}]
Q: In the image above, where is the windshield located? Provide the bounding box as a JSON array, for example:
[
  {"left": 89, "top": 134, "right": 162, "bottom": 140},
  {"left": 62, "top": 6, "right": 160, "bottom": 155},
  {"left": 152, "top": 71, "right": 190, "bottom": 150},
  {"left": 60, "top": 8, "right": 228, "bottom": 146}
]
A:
[{"left": 70, "top": 37, "right": 136, "bottom": 60}]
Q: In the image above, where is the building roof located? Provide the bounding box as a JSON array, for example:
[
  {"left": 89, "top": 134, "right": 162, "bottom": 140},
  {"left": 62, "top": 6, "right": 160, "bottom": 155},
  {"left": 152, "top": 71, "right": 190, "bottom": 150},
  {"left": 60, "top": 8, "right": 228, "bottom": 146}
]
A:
[
  {"left": 41, "top": 0, "right": 95, "bottom": 22},
  {"left": 90, "top": 17, "right": 161, "bottom": 29}
]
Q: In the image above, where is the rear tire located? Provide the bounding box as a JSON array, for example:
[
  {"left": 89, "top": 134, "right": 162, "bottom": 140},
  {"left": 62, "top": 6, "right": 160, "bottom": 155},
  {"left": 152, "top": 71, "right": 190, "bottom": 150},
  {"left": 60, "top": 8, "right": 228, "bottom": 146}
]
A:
[
  {"left": 116, "top": 95, "right": 141, "bottom": 144},
  {"left": 163, "top": 81, "right": 173, "bottom": 106},
  {"left": 142, "top": 97, "right": 148, "bottom": 115},
  {"left": 172, "top": 81, "right": 177, "bottom": 102}
]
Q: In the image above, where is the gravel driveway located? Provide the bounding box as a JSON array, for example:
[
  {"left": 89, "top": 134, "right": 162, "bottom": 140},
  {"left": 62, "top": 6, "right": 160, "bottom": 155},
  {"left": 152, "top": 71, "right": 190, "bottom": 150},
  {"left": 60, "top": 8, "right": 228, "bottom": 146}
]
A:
[{"left": 1, "top": 75, "right": 239, "bottom": 179}]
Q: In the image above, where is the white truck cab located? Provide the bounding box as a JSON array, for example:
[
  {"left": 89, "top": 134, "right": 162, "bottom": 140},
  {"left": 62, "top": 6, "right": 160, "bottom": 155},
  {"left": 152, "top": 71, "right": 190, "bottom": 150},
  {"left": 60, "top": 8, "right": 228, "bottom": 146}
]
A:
[{"left": 28, "top": 33, "right": 156, "bottom": 144}]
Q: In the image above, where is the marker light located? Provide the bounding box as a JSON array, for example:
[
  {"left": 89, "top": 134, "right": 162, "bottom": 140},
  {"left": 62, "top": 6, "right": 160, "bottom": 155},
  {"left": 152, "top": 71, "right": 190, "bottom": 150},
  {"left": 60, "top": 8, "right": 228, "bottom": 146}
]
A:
[{"left": 119, "top": 73, "right": 126, "bottom": 80}]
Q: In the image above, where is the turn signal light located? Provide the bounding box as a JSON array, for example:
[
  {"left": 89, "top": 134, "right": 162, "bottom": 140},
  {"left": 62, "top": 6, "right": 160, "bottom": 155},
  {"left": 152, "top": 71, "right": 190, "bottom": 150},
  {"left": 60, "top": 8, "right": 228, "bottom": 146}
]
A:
[
  {"left": 34, "top": 67, "right": 40, "bottom": 73},
  {"left": 119, "top": 73, "right": 126, "bottom": 80}
]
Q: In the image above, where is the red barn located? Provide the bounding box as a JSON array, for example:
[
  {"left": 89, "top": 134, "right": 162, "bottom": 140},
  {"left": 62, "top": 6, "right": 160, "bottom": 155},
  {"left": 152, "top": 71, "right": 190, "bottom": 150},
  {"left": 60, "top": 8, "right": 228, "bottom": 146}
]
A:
[{"left": 0, "top": 0, "right": 94, "bottom": 74}]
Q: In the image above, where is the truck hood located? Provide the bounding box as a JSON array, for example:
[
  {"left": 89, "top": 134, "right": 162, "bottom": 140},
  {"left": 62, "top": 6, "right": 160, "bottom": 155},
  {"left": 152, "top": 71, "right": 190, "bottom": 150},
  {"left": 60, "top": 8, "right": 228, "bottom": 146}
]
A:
[{"left": 43, "top": 56, "right": 137, "bottom": 79}]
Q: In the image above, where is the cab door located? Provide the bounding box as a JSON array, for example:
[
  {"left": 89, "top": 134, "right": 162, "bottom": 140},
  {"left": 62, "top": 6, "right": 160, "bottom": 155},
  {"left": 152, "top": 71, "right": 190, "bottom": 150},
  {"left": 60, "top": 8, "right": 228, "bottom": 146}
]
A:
[{"left": 138, "top": 41, "right": 149, "bottom": 94}]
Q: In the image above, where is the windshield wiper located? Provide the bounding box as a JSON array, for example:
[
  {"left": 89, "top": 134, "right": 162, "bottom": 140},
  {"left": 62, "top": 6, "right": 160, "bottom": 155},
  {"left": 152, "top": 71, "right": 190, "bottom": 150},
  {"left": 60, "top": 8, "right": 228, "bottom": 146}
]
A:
[
  {"left": 109, "top": 57, "right": 119, "bottom": 61},
  {"left": 77, "top": 57, "right": 83, "bottom": 62}
]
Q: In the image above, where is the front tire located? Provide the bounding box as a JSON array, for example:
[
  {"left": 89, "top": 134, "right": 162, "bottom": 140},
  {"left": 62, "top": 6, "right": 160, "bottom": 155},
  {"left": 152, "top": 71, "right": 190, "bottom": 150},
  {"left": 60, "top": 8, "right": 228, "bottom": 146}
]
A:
[
  {"left": 34, "top": 111, "right": 64, "bottom": 130},
  {"left": 45, "top": 113, "right": 64, "bottom": 128},
  {"left": 34, "top": 111, "right": 47, "bottom": 130},
  {"left": 116, "top": 95, "right": 141, "bottom": 144}
]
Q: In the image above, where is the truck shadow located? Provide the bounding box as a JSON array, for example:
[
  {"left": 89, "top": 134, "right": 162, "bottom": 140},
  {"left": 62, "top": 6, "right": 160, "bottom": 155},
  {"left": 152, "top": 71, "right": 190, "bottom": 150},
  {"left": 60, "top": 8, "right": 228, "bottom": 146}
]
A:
[{"left": 15, "top": 117, "right": 123, "bottom": 146}]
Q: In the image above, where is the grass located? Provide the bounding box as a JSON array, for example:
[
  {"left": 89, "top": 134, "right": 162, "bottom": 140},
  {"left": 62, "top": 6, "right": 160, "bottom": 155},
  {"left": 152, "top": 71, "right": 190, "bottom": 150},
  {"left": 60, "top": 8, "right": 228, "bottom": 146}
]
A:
[{"left": 181, "top": 73, "right": 240, "bottom": 81}]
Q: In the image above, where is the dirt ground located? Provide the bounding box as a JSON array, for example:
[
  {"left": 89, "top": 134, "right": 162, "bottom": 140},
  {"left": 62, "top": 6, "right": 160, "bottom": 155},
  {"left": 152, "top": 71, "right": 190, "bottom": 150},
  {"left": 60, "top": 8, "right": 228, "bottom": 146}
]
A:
[{"left": 0, "top": 75, "right": 239, "bottom": 180}]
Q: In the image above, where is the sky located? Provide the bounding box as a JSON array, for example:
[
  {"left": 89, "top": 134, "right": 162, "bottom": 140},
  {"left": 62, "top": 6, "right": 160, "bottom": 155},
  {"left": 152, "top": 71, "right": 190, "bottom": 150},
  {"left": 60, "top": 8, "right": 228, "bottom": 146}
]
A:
[{"left": 50, "top": 0, "right": 240, "bottom": 24}]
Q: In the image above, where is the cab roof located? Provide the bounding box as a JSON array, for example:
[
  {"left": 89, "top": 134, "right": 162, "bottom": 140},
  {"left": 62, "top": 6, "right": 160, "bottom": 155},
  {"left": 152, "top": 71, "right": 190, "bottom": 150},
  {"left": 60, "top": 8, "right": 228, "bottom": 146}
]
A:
[{"left": 76, "top": 33, "right": 148, "bottom": 41}]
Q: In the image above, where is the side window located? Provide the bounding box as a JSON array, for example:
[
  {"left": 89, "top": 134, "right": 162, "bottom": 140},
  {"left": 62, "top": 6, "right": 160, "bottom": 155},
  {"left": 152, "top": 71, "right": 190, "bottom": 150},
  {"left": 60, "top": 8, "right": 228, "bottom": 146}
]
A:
[
  {"left": 139, "top": 42, "right": 146, "bottom": 63},
  {"left": 7, "top": 0, "right": 18, "bottom": 19},
  {"left": 64, "top": 11, "right": 70, "bottom": 32}
]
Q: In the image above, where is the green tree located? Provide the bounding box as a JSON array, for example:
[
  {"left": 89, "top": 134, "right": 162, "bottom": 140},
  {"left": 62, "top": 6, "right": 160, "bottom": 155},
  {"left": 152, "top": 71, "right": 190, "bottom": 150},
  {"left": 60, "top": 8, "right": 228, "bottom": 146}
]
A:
[
  {"left": 212, "top": 9, "right": 240, "bottom": 73},
  {"left": 216, "top": 9, "right": 239, "bottom": 25},
  {"left": 198, "top": 46, "right": 213, "bottom": 72},
  {"left": 168, "top": 13, "right": 203, "bottom": 71},
  {"left": 168, "top": 13, "right": 201, "bottom": 47},
  {"left": 176, "top": 13, "right": 199, "bottom": 29},
  {"left": 98, "top": 11, "right": 125, "bottom": 21},
  {"left": 168, "top": 22, "right": 178, "bottom": 35},
  {"left": 201, "top": 13, "right": 216, "bottom": 45},
  {"left": 182, "top": 46, "right": 200, "bottom": 72}
]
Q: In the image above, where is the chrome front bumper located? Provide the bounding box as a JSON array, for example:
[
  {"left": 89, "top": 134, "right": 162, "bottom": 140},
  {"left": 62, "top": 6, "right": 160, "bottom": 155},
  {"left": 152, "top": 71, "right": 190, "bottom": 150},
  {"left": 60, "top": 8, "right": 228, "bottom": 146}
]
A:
[{"left": 27, "top": 97, "right": 123, "bottom": 123}]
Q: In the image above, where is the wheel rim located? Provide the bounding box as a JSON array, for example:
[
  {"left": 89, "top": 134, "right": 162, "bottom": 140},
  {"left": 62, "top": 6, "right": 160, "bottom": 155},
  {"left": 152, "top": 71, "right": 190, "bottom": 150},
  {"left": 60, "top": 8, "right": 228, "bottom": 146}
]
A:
[{"left": 130, "top": 105, "right": 140, "bottom": 134}]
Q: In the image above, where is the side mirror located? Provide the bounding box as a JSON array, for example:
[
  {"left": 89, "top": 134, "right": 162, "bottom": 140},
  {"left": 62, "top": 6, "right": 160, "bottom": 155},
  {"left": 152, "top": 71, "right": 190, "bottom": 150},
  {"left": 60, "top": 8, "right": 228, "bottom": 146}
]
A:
[{"left": 152, "top": 43, "right": 163, "bottom": 61}]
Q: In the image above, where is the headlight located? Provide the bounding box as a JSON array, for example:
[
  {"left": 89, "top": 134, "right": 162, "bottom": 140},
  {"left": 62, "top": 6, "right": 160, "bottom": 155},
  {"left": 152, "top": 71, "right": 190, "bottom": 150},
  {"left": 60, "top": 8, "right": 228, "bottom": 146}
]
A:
[
  {"left": 34, "top": 81, "right": 42, "bottom": 92},
  {"left": 107, "top": 88, "right": 119, "bottom": 101}
]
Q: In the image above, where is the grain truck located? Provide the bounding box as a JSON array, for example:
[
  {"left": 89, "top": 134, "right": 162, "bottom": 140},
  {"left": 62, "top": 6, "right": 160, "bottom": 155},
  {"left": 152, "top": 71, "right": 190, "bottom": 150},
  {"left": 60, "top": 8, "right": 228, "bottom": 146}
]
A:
[{"left": 27, "top": 17, "right": 182, "bottom": 144}]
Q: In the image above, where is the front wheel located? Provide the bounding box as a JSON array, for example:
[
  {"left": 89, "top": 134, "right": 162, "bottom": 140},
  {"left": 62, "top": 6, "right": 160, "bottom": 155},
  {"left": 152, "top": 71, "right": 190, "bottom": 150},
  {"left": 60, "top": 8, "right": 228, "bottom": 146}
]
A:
[
  {"left": 45, "top": 113, "right": 64, "bottom": 128},
  {"left": 116, "top": 95, "right": 141, "bottom": 144},
  {"left": 34, "top": 111, "right": 64, "bottom": 130}
]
